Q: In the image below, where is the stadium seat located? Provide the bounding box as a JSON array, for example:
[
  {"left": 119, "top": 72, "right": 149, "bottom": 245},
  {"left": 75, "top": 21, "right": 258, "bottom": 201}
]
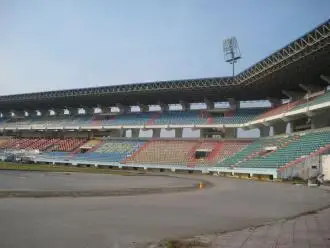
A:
[
  {"left": 126, "top": 140, "right": 199, "bottom": 165},
  {"left": 72, "top": 140, "right": 145, "bottom": 162}
]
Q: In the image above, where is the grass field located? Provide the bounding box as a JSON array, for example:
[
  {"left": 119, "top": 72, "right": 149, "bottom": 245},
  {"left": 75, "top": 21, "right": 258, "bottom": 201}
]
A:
[{"left": 0, "top": 162, "right": 133, "bottom": 175}]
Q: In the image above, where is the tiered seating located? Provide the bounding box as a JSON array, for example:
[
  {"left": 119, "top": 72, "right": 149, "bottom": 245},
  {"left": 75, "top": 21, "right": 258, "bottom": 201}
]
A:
[
  {"left": 73, "top": 140, "right": 144, "bottom": 162},
  {"left": 256, "top": 103, "right": 292, "bottom": 119},
  {"left": 4, "top": 118, "right": 31, "bottom": 126},
  {"left": 213, "top": 108, "right": 267, "bottom": 124},
  {"left": 216, "top": 130, "right": 330, "bottom": 169},
  {"left": 191, "top": 141, "right": 218, "bottom": 165},
  {"left": 216, "top": 136, "right": 292, "bottom": 167},
  {"left": 0, "top": 137, "right": 87, "bottom": 151},
  {"left": 127, "top": 140, "right": 198, "bottom": 165},
  {"left": 1, "top": 138, "right": 33, "bottom": 149},
  {"left": 48, "top": 138, "right": 87, "bottom": 152},
  {"left": 80, "top": 139, "right": 102, "bottom": 148},
  {"left": 192, "top": 141, "right": 251, "bottom": 166},
  {"left": 237, "top": 136, "right": 300, "bottom": 168},
  {"left": 28, "top": 138, "right": 60, "bottom": 150},
  {"left": 291, "top": 91, "right": 330, "bottom": 111},
  {"left": 154, "top": 111, "right": 205, "bottom": 125},
  {"left": 236, "top": 130, "right": 330, "bottom": 168},
  {"left": 255, "top": 94, "right": 326, "bottom": 120},
  {"left": 0, "top": 138, "right": 10, "bottom": 148},
  {"left": 104, "top": 112, "right": 155, "bottom": 125},
  {"left": 215, "top": 141, "right": 251, "bottom": 162}
]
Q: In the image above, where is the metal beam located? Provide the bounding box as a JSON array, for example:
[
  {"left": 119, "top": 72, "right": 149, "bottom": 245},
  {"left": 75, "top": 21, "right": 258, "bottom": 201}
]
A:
[
  {"left": 320, "top": 75, "right": 330, "bottom": 84},
  {"left": 299, "top": 84, "right": 324, "bottom": 94},
  {"left": 282, "top": 90, "right": 305, "bottom": 100}
]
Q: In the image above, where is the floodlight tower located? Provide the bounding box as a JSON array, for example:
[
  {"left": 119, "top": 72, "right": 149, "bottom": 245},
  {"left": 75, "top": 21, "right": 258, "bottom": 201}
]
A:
[{"left": 223, "top": 37, "right": 241, "bottom": 77}]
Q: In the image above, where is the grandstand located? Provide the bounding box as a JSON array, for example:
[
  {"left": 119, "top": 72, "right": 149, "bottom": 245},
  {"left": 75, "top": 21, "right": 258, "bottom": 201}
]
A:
[{"left": 0, "top": 19, "right": 329, "bottom": 180}]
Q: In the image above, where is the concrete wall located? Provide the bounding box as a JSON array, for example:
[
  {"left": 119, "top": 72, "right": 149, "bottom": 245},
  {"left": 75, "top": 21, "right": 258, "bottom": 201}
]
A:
[
  {"left": 131, "top": 129, "right": 140, "bottom": 138},
  {"left": 175, "top": 128, "right": 183, "bottom": 138},
  {"left": 311, "top": 112, "right": 330, "bottom": 129},
  {"left": 152, "top": 129, "right": 161, "bottom": 138},
  {"left": 259, "top": 126, "right": 270, "bottom": 137},
  {"left": 224, "top": 128, "right": 237, "bottom": 138},
  {"left": 280, "top": 156, "right": 320, "bottom": 180},
  {"left": 272, "top": 122, "right": 287, "bottom": 135}
]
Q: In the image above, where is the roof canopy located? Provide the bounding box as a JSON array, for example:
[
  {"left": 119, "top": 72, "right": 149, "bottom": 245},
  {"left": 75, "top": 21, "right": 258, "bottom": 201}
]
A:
[{"left": 0, "top": 19, "right": 329, "bottom": 112}]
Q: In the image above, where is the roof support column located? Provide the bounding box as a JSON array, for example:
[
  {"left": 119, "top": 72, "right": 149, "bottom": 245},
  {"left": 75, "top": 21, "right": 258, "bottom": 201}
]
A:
[
  {"left": 39, "top": 109, "right": 50, "bottom": 117},
  {"left": 131, "top": 129, "right": 140, "bottom": 138},
  {"left": 53, "top": 108, "right": 65, "bottom": 116},
  {"left": 1, "top": 111, "right": 11, "bottom": 118},
  {"left": 11, "top": 110, "right": 25, "bottom": 117},
  {"left": 204, "top": 98, "right": 214, "bottom": 110},
  {"left": 138, "top": 104, "right": 149, "bottom": 112},
  {"left": 159, "top": 102, "right": 169, "bottom": 112},
  {"left": 223, "top": 128, "right": 237, "bottom": 139},
  {"left": 99, "top": 106, "right": 110, "bottom": 114},
  {"left": 228, "top": 98, "right": 240, "bottom": 109},
  {"left": 68, "top": 108, "right": 79, "bottom": 116},
  {"left": 287, "top": 121, "right": 295, "bottom": 134},
  {"left": 110, "top": 129, "right": 126, "bottom": 138},
  {"left": 180, "top": 101, "right": 190, "bottom": 111},
  {"left": 116, "top": 104, "right": 130, "bottom": 114},
  {"left": 84, "top": 108, "right": 95, "bottom": 115},
  {"left": 28, "top": 110, "right": 38, "bottom": 117}
]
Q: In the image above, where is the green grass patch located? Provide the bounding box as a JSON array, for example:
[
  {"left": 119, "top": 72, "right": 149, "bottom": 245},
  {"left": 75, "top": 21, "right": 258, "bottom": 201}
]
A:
[{"left": 0, "top": 162, "right": 132, "bottom": 176}]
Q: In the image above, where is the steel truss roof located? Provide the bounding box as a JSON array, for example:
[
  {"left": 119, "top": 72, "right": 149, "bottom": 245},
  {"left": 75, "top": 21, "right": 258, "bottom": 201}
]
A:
[{"left": 0, "top": 19, "right": 329, "bottom": 111}]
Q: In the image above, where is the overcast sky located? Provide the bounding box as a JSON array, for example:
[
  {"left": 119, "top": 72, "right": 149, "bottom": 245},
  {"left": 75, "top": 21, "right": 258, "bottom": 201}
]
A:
[{"left": 1, "top": 0, "right": 329, "bottom": 95}]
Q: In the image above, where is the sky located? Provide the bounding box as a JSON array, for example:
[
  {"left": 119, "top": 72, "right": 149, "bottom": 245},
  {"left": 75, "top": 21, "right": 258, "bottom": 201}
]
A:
[{"left": 0, "top": 0, "right": 329, "bottom": 95}]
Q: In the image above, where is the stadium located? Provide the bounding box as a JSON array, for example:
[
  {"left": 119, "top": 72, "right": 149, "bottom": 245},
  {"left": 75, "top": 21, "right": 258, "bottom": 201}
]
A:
[
  {"left": 0, "top": 19, "right": 330, "bottom": 181},
  {"left": 1, "top": 16, "right": 330, "bottom": 248}
]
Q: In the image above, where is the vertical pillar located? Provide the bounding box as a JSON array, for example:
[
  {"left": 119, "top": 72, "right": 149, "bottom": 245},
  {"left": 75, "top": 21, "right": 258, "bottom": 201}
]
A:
[
  {"left": 259, "top": 126, "right": 270, "bottom": 137},
  {"left": 68, "top": 108, "right": 79, "bottom": 116},
  {"left": 110, "top": 129, "right": 126, "bottom": 137},
  {"left": 54, "top": 108, "right": 65, "bottom": 116},
  {"left": 98, "top": 106, "right": 110, "bottom": 114},
  {"left": 1, "top": 111, "right": 11, "bottom": 118},
  {"left": 12, "top": 110, "right": 25, "bottom": 117},
  {"left": 228, "top": 98, "right": 240, "bottom": 109},
  {"left": 28, "top": 110, "right": 38, "bottom": 117},
  {"left": 152, "top": 129, "right": 161, "bottom": 138},
  {"left": 131, "top": 129, "right": 140, "bottom": 138},
  {"left": 116, "top": 104, "right": 130, "bottom": 114},
  {"left": 138, "top": 104, "right": 149, "bottom": 112},
  {"left": 180, "top": 101, "right": 190, "bottom": 111},
  {"left": 39, "top": 109, "right": 50, "bottom": 117},
  {"left": 287, "top": 122, "right": 295, "bottom": 134},
  {"left": 224, "top": 128, "right": 237, "bottom": 138},
  {"left": 84, "top": 108, "right": 95, "bottom": 115},
  {"left": 272, "top": 122, "right": 287, "bottom": 135},
  {"left": 175, "top": 128, "right": 183, "bottom": 138},
  {"left": 204, "top": 99, "right": 214, "bottom": 110},
  {"left": 159, "top": 102, "right": 169, "bottom": 112},
  {"left": 311, "top": 114, "right": 330, "bottom": 129}
]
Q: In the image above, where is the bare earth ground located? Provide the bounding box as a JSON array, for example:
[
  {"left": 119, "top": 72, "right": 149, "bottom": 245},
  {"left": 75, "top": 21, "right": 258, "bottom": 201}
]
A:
[{"left": 0, "top": 171, "right": 330, "bottom": 248}]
